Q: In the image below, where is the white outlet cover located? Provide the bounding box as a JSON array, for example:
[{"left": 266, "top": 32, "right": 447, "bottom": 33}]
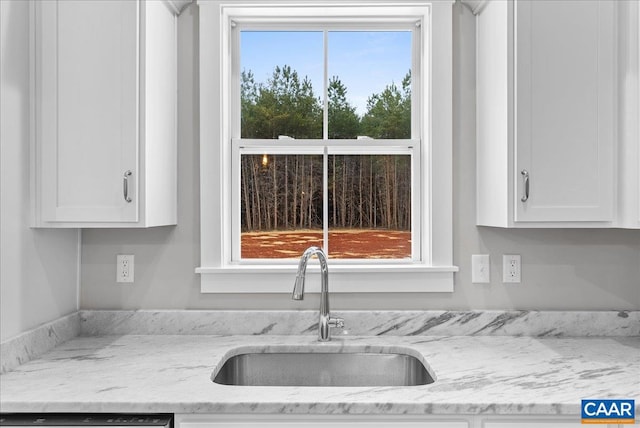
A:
[
  {"left": 502, "top": 254, "right": 521, "bottom": 283},
  {"left": 472, "top": 254, "right": 490, "bottom": 283},
  {"left": 116, "top": 254, "right": 134, "bottom": 283}
]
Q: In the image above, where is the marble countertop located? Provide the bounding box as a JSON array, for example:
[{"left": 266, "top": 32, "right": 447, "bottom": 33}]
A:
[{"left": 1, "top": 333, "right": 639, "bottom": 415}]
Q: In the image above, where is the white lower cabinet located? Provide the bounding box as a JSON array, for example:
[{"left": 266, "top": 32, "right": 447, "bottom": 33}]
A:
[
  {"left": 176, "top": 415, "right": 628, "bottom": 428},
  {"left": 176, "top": 416, "right": 468, "bottom": 428},
  {"left": 482, "top": 421, "right": 619, "bottom": 428},
  {"left": 179, "top": 423, "right": 465, "bottom": 428}
]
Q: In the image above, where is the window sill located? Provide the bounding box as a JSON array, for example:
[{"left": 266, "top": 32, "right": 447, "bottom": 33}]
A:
[{"left": 196, "top": 265, "right": 458, "bottom": 293}]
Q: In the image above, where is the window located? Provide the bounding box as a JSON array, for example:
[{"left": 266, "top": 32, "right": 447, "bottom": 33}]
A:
[
  {"left": 236, "top": 28, "right": 416, "bottom": 262},
  {"left": 198, "top": 1, "right": 457, "bottom": 293}
]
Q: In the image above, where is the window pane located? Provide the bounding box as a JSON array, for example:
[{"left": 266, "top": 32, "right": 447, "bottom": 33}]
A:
[
  {"left": 241, "top": 31, "right": 323, "bottom": 139},
  {"left": 328, "top": 31, "right": 412, "bottom": 139},
  {"left": 328, "top": 154, "right": 411, "bottom": 259},
  {"left": 240, "top": 154, "right": 323, "bottom": 259}
]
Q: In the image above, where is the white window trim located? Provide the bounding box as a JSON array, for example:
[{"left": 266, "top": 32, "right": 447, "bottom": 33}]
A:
[{"left": 197, "top": 0, "right": 457, "bottom": 293}]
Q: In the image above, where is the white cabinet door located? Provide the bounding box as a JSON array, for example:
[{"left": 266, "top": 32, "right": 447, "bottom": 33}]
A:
[
  {"left": 178, "top": 418, "right": 468, "bottom": 428},
  {"left": 483, "top": 422, "right": 619, "bottom": 428},
  {"left": 484, "top": 423, "right": 578, "bottom": 428},
  {"left": 33, "top": 0, "right": 177, "bottom": 227},
  {"left": 617, "top": 0, "right": 640, "bottom": 229},
  {"left": 38, "top": 0, "right": 139, "bottom": 223},
  {"left": 514, "top": 0, "right": 615, "bottom": 222},
  {"left": 182, "top": 424, "right": 466, "bottom": 428},
  {"left": 475, "top": 0, "right": 618, "bottom": 227}
]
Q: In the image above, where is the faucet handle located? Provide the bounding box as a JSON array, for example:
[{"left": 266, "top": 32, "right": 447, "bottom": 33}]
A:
[{"left": 329, "top": 317, "right": 345, "bottom": 329}]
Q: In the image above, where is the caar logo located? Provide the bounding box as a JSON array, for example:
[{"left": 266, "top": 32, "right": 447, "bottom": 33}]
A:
[{"left": 581, "top": 399, "right": 635, "bottom": 424}]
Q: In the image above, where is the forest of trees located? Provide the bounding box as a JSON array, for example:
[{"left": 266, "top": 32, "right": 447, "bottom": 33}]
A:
[{"left": 240, "top": 65, "right": 412, "bottom": 233}]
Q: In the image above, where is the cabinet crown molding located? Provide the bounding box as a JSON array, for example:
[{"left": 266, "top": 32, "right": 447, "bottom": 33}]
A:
[
  {"left": 166, "top": 0, "right": 193, "bottom": 15},
  {"left": 459, "top": 0, "right": 489, "bottom": 15}
]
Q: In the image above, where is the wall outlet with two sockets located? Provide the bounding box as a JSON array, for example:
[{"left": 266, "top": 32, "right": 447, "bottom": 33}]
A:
[{"left": 471, "top": 254, "right": 521, "bottom": 284}]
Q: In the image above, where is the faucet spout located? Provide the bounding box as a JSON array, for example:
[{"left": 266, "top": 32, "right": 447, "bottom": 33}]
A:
[{"left": 291, "top": 246, "right": 344, "bottom": 341}]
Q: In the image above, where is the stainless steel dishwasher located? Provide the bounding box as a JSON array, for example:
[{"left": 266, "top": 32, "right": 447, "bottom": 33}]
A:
[{"left": 0, "top": 415, "right": 172, "bottom": 428}]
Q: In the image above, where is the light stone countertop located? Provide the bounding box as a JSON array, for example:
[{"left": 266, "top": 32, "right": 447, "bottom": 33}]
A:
[{"left": 1, "top": 333, "right": 639, "bottom": 415}]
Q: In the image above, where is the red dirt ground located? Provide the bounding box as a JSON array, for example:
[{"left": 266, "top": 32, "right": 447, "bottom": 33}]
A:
[{"left": 241, "top": 229, "right": 411, "bottom": 259}]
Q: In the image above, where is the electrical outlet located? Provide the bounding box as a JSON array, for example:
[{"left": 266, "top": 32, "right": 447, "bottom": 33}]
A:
[
  {"left": 502, "top": 254, "right": 521, "bottom": 283},
  {"left": 472, "top": 254, "right": 490, "bottom": 283},
  {"left": 116, "top": 254, "right": 134, "bottom": 283}
]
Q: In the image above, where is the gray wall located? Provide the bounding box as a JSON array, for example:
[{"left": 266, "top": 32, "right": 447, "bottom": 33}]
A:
[
  {"left": 1, "top": 0, "right": 79, "bottom": 342},
  {"left": 80, "top": 3, "right": 640, "bottom": 311}
]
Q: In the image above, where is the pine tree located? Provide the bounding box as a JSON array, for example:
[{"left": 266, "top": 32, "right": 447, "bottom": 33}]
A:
[
  {"left": 328, "top": 76, "right": 360, "bottom": 139},
  {"left": 360, "top": 71, "right": 411, "bottom": 139}
]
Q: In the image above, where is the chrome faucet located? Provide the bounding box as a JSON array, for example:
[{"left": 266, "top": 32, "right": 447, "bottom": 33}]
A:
[{"left": 292, "top": 246, "right": 344, "bottom": 341}]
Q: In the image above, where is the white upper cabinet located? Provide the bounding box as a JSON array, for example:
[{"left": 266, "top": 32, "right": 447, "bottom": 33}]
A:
[
  {"left": 617, "top": 0, "right": 640, "bottom": 229},
  {"left": 514, "top": 0, "right": 615, "bottom": 223},
  {"left": 475, "top": 0, "right": 622, "bottom": 227},
  {"left": 32, "top": 0, "right": 178, "bottom": 228}
]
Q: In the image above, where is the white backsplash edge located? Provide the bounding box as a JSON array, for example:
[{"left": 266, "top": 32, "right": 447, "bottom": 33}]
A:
[
  {"left": 2, "top": 310, "right": 636, "bottom": 374},
  {"left": 79, "top": 309, "right": 639, "bottom": 337},
  {"left": 0, "top": 312, "right": 80, "bottom": 374}
]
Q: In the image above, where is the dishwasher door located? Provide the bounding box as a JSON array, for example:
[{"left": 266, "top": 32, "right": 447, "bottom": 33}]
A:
[{"left": 0, "top": 414, "right": 172, "bottom": 428}]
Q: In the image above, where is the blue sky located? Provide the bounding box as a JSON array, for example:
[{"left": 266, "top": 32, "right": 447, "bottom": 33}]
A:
[{"left": 241, "top": 31, "right": 412, "bottom": 116}]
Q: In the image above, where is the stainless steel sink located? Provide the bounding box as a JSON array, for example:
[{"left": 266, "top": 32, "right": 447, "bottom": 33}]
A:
[{"left": 212, "top": 352, "right": 435, "bottom": 387}]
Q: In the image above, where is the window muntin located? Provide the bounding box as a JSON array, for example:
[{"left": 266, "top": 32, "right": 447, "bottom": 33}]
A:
[{"left": 233, "top": 25, "right": 419, "bottom": 262}]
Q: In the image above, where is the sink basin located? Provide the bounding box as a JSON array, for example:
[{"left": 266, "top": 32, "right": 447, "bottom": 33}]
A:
[{"left": 212, "top": 351, "right": 435, "bottom": 387}]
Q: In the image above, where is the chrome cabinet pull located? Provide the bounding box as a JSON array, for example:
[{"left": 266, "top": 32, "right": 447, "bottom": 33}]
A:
[
  {"left": 520, "top": 169, "right": 529, "bottom": 202},
  {"left": 123, "top": 170, "right": 133, "bottom": 203}
]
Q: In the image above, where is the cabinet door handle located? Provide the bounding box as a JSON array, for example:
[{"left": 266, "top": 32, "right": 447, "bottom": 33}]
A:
[
  {"left": 520, "top": 169, "right": 529, "bottom": 202},
  {"left": 123, "top": 170, "right": 133, "bottom": 203}
]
